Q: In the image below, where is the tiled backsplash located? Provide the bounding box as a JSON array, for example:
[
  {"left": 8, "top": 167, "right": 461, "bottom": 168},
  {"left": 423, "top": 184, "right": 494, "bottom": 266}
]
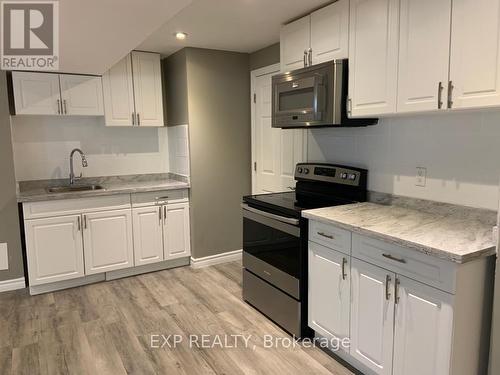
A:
[
  {"left": 167, "top": 124, "right": 190, "bottom": 176},
  {"left": 308, "top": 110, "right": 500, "bottom": 210}
]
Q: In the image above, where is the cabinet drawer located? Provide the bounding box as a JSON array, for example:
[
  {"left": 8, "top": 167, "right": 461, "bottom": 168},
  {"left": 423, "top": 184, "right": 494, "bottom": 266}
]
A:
[
  {"left": 352, "top": 233, "right": 457, "bottom": 293},
  {"left": 309, "top": 221, "right": 352, "bottom": 255},
  {"left": 131, "top": 189, "right": 188, "bottom": 207}
]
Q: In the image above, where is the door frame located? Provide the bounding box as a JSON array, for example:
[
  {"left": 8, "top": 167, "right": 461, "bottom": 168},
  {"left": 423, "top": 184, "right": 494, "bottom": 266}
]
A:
[{"left": 250, "top": 63, "right": 281, "bottom": 194}]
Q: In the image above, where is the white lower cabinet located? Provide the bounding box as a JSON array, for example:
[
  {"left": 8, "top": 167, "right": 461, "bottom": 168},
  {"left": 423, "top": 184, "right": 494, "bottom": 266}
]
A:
[
  {"left": 308, "top": 242, "right": 350, "bottom": 343},
  {"left": 164, "top": 202, "right": 191, "bottom": 259},
  {"left": 393, "top": 276, "right": 453, "bottom": 375},
  {"left": 25, "top": 215, "right": 85, "bottom": 286},
  {"left": 83, "top": 209, "right": 134, "bottom": 274},
  {"left": 132, "top": 205, "right": 164, "bottom": 266},
  {"left": 350, "top": 258, "right": 395, "bottom": 375}
]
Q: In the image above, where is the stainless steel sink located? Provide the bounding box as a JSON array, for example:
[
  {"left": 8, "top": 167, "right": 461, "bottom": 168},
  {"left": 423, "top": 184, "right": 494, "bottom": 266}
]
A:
[{"left": 46, "top": 184, "right": 105, "bottom": 193}]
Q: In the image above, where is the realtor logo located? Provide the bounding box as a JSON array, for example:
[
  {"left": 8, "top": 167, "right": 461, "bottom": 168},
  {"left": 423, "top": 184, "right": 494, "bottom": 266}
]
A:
[{"left": 1, "top": 1, "right": 59, "bottom": 70}]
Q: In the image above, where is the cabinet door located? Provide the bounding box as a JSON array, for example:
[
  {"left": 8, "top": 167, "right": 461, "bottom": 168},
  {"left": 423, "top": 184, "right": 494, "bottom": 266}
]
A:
[
  {"left": 59, "top": 75, "right": 104, "bottom": 116},
  {"left": 280, "top": 15, "right": 311, "bottom": 72},
  {"left": 102, "top": 54, "right": 136, "bottom": 126},
  {"left": 311, "top": 0, "right": 349, "bottom": 64},
  {"left": 163, "top": 202, "right": 191, "bottom": 259},
  {"left": 350, "top": 258, "right": 395, "bottom": 375},
  {"left": 131, "top": 51, "right": 164, "bottom": 127},
  {"left": 132, "top": 206, "right": 164, "bottom": 266},
  {"left": 397, "top": 0, "right": 452, "bottom": 113},
  {"left": 449, "top": 0, "right": 500, "bottom": 109},
  {"left": 25, "top": 215, "right": 84, "bottom": 286},
  {"left": 83, "top": 209, "right": 134, "bottom": 274},
  {"left": 308, "top": 242, "right": 350, "bottom": 344},
  {"left": 348, "top": 0, "right": 399, "bottom": 116},
  {"left": 11, "top": 72, "right": 61, "bottom": 115},
  {"left": 393, "top": 276, "right": 454, "bottom": 375}
]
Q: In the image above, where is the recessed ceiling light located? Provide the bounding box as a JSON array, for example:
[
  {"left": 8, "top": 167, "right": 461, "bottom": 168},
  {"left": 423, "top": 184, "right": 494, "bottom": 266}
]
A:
[{"left": 175, "top": 32, "right": 187, "bottom": 40}]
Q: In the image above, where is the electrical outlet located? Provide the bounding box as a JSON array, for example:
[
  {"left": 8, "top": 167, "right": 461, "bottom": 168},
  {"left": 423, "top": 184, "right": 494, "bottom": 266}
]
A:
[
  {"left": 416, "top": 167, "right": 427, "bottom": 187},
  {"left": 0, "top": 243, "right": 8, "bottom": 270}
]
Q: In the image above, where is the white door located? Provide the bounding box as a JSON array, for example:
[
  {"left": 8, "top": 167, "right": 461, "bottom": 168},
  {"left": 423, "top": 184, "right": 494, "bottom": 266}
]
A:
[
  {"left": 132, "top": 206, "right": 164, "bottom": 266},
  {"left": 131, "top": 51, "right": 164, "bottom": 127},
  {"left": 280, "top": 15, "right": 311, "bottom": 72},
  {"left": 164, "top": 203, "right": 191, "bottom": 260},
  {"left": 11, "top": 72, "right": 61, "bottom": 115},
  {"left": 449, "top": 0, "right": 500, "bottom": 109},
  {"left": 393, "top": 276, "right": 454, "bottom": 375},
  {"left": 252, "top": 66, "right": 305, "bottom": 194},
  {"left": 311, "top": 0, "right": 349, "bottom": 64},
  {"left": 102, "top": 54, "right": 136, "bottom": 126},
  {"left": 348, "top": 0, "right": 400, "bottom": 117},
  {"left": 397, "top": 0, "right": 452, "bottom": 113},
  {"left": 350, "top": 258, "right": 395, "bottom": 375},
  {"left": 60, "top": 75, "right": 104, "bottom": 116},
  {"left": 83, "top": 209, "right": 134, "bottom": 274},
  {"left": 25, "top": 215, "right": 84, "bottom": 286},
  {"left": 308, "top": 242, "right": 350, "bottom": 345}
]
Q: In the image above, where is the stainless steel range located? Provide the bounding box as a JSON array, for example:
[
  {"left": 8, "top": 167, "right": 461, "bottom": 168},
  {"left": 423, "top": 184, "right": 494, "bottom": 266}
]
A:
[{"left": 242, "top": 163, "right": 368, "bottom": 337}]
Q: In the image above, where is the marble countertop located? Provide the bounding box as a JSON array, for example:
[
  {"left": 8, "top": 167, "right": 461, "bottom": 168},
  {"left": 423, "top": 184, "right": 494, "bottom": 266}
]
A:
[
  {"left": 17, "top": 173, "right": 190, "bottom": 202},
  {"left": 302, "top": 201, "right": 497, "bottom": 264}
]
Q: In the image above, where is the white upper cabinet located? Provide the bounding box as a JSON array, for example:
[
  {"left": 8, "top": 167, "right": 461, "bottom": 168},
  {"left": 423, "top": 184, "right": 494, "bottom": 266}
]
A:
[
  {"left": 164, "top": 202, "right": 191, "bottom": 260},
  {"left": 102, "top": 51, "right": 164, "bottom": 127},
  {"left": 280, "top": 15, "right": 311, "bottom": 72},
  {"left": 308, "top": 242, "right": 350, "bottom": 344},
  {"left": 350, "top": 258, "right": 395, "bottom": 375},
  {"left": 449, "top": 0, "right": 500, "bottom": 109},
  {"left": 131, "top": 51, "right": 164, "bottom": 127},
  {"left": 393, "top": 276, "right": 454, "bottom": 375},
  {"left": 397, "top": 0, "right": 452, "bottom": 113},
  {"left": 102, "top": 54, "right": 136, "bottom": 126},
  {"left": 11, "top": 71, "right": 104, "bottom": 116},
  {"left": 11, "top": 72, "right": 62, "bottom": 115},
  {"left": 83, "top": 209, "right": 134, "bottom": 275},
  {"left": 348, "top": 0, "right": 400, "bottom": 117},
  {"left": 311, "top": 0, "right": 349, "bottom": 64},
  {"left": 60, "top": 75, "right": 104, "bottom": 116}
]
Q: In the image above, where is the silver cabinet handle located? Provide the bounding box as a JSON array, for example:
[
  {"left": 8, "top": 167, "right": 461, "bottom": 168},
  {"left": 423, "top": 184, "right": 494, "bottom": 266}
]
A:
[
  {"left": 163, "top": 206, "right": 167, "bottom": 223},
  {"left": 83, "top": 215, "right": 87, "bottom": 229},
  {"left": 132, "top": 112, "right": 135, "bottom": 125},
  {"left": 63, "top": 99, "right": 67, "bottom": 114},
  {"left": 346, "top": 98, "right": 352, "bottom": 117},
  {"left": 438, "top": 81, "right": 444, "bottom": 109},
  {"left": 159, "top": 206, "right": 162, "bottom": 225},
  {"left": 303, "top": 50, "right": 308, "bottom": 67},
  {"left": 155, "top": 196, "right": 169, "bottom": 201},
  {"left": 137, "top": 113, "right": 140, "bottom": 126},
  {"left": 395, "top": 277, "right": 401, "bottom": 304},
  {"left": 308, "top": 48, "right": 312, "bottom": 66},
  {"left": 382, "top": 253, "right": 406, "bottom": 264},
  {"left": 341, "top": 258, "right": 347, "bottom": 280},
  {"left": 57, "top": 99, "right": 61, "bottom": 114},
  {"left": 385, "top": 275, "right": 392, "bottom": 301},
  {"left": 77, "top": 216, "right": 81, "bottom": 231},
  {"left": 447, "top": 80, "right": 454, "bottom": 108},
  {"left": 317, "top": 232, "right": 334, "bottom": 239}
]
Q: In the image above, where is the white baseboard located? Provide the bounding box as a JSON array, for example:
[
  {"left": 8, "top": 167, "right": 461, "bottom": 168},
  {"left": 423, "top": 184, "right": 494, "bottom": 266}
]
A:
[
  {"left": 0, "top": 277, "right": 26, "bottom": 293},
  {"left": 191, "top": 249, "right": 242, "bottom": 269}
]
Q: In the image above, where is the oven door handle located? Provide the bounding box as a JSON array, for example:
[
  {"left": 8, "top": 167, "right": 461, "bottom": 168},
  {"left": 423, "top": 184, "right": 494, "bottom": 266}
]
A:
[{"left": 241, "top": 203, "right": 299, "bottom": 226}]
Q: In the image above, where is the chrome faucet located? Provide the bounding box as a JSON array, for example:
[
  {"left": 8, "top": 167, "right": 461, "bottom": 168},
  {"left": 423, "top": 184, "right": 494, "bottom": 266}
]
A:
[{"left": 69, "top": 148, "right": 88, "bottom": 185}]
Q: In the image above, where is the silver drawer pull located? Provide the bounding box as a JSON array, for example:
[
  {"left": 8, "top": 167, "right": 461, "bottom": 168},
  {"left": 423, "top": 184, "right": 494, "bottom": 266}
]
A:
[
  {"left": 317, "top": 232, "right": 334, "bottom": 240},
  {"left": 382, "top": 253, "right": 406, "bottom": 264},
  {"left": 155, "top": 196, "right": 169, "bottom": 200}
]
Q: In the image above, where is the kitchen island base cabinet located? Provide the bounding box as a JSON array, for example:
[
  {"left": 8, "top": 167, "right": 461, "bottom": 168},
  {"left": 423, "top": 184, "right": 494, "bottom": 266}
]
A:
[
  {"left": 308, "top": 242, "right": 350, "bottom": 343},
  {"left": 25, "top": 215, "right": 85, "bottom": 286},
  {"left": 83, "top": 209, "right": 134, "bottom": 275}
]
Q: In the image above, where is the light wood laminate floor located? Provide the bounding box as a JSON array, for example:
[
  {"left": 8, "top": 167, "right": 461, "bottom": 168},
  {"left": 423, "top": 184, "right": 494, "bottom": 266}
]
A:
[{"left": 0, "top": 261, "right": 355, "bottom": 375}]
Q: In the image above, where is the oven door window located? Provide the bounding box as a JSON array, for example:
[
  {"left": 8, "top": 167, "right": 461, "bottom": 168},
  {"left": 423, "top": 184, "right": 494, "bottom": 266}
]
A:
[{"left": 243, "top": 217, "right": 300, "bottom": 279}]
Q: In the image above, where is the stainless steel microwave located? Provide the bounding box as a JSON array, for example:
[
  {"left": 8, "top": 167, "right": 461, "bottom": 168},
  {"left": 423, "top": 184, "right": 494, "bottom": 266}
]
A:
[{"left": 272, "top": 59, "right": 377, "bottom": 128}]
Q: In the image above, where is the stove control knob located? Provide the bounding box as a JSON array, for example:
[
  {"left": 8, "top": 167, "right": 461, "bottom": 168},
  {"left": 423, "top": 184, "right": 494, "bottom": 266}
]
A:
[
  {"left": 349, "top": 174, "right": 356, "bottom": 180},
  {"left": 297, "top": 167, "right": 303, "bottom": 173},
  {"left": 303, "top": 168, "right": 310, "bottom": 174},
  {"left": 341, "top": 173, "right": 348, "bottom": 179}
]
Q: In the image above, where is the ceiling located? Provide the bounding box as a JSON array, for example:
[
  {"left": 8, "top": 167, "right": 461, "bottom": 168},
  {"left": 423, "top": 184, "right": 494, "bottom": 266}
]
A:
[
  {"left": 138, "top": 0, "right": 332, "bottom": 57},
  {"left": 58, "top": 0, "right": 192, "bottom": 75}
]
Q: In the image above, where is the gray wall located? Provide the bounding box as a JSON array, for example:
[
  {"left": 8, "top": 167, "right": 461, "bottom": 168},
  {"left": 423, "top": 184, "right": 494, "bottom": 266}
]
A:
[
  {"left": 163, "top": 49, "right": 189, "bottom": 126},
  {"left": 249, "top": 43, "right": 280, "bottom": 71},
  {"left": 0, "top": 72, "right": 23, "bottom": 282},
  {"left": 185, "top": 48, "right": 251, "bottom": 258}
]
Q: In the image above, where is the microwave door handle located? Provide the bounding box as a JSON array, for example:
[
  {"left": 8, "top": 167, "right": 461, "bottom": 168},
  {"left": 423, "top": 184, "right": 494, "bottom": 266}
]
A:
[{"left": 313, "top": 76, "right": 325, "bottom": 120}]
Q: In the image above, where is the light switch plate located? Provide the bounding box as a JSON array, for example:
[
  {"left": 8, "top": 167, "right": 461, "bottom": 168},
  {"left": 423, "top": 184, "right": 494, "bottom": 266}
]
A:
[
  {"left": 0, "top": 243, "right": 8, "bottom": 270},
  {"left": 416, "top": 167, "right": 427, "bottom": 187}
]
